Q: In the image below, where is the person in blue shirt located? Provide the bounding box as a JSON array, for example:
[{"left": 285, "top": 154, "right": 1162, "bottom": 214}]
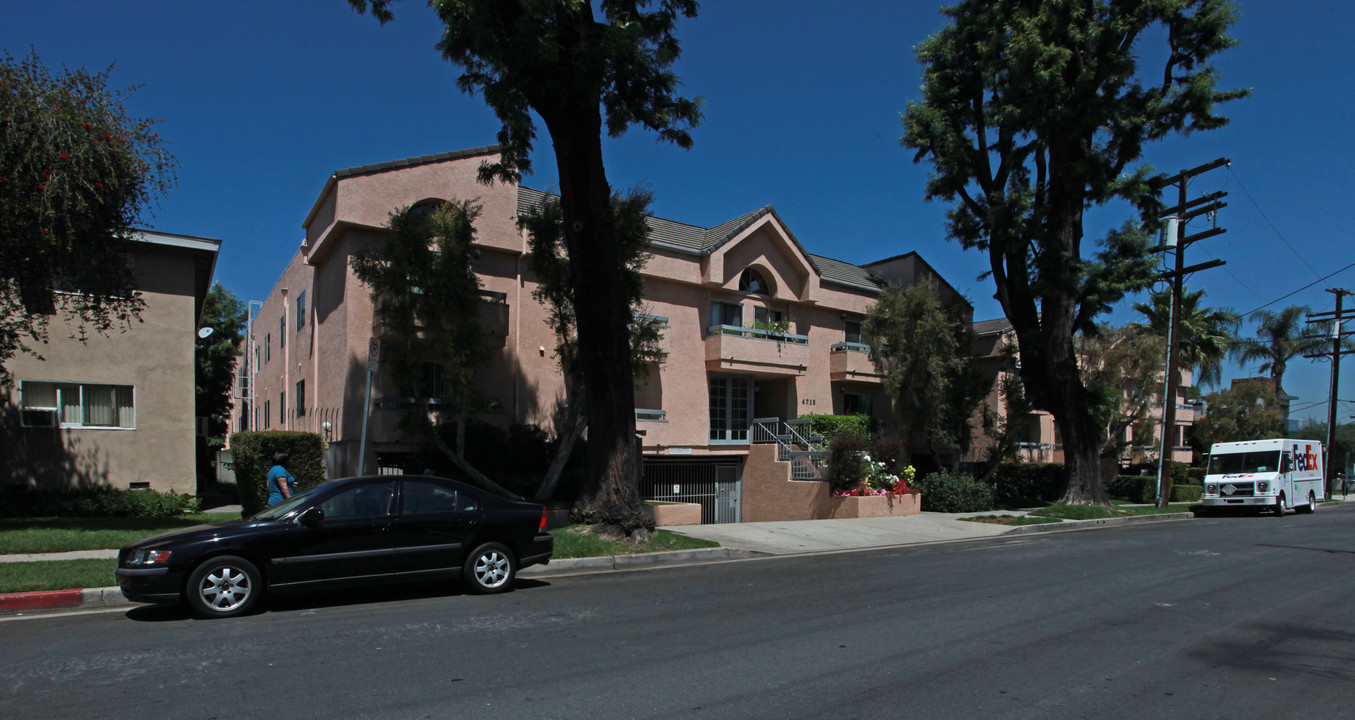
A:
[{"left": 266, "top": 452, "right": 296, "bottom": 505}]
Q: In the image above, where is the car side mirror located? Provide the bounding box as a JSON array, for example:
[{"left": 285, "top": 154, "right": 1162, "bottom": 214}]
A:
[{"left": 298, "top": 507, "right": 325, "bottom": 527}]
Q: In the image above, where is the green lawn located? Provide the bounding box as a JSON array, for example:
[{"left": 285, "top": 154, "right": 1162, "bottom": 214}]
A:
[
  {"left": 0, "top": 514, "right": 239, "bottom": 555},
  {"left": 1030, "top": 502, "right": 1198, "bottom": 520},
  {"left": 550, "top": 527, "right": 719, "bottom": 558},
  {"left": 961, "top": 514, "right": 1063, "bottom": 526},
  {"left": 0, "top": 559, "right": 118, "bottom": 594}
]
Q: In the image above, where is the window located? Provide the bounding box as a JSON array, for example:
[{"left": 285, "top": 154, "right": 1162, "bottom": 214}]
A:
[
  {"left": 710, "top": 300, "right": 743, "bottom": 330},
  {"left": 843, "top": 392, "right": 873, "bottom": 416},
  {"left": 401, "top": 479, "right": 477, "bottom": 515},
  {"left": 845, "top": 320, "right": 868, "bottom": 345},
  {"left": 265, "top": 333, "right": 271, "bottom": 363},
  {"left": 754, "top": 306, "right": 785, "bottom": 327},
  {"left": 280, "top": 315, "right": 285, "bottom": 348},
  {"left": 320, "top": 480, "right": 398, "bottom": 520},
  {"left": 254, "top": 345, "right": 260, "bottom": 375},
  {"left": 20, "top": 381, "right": 135, "bottom": 428},
  {"left": 295, "top": 380, "right": 306, "bottom": 418},
  {"left": 264, "top": 400, "right": 271, "bottom": 429},
  {"left": 279, "top": 391, "right": 286, "bottom": 426},
  {"left": 739, "top": 268, "right": 769, "bottom": 295},
  {"left": 296, "top": 291, "right": 306, "bottom": 330},
  {"left": 709, "top": 374, "right": 753, "bottom": 443}
]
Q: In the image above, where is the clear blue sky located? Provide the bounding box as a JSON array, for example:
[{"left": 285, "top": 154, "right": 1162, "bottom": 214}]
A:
[{"left": 6, "top": 1, "right": 1352, "bottom": 425}]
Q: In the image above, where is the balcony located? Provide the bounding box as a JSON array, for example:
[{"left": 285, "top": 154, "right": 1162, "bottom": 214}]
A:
[
  {"left": 829, "top": 342, "right": 881, "bottom": 383},
  {"left": 704, "top": 325, "right": 809, "bottom": 377}
]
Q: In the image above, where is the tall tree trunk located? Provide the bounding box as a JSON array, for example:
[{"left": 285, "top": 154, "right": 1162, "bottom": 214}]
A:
[
  {"left": 543, "top": 114, "right": 649, "bottom": 535},
  {"left": 535, "top": 405, "right": 586, "bottom": 501}
]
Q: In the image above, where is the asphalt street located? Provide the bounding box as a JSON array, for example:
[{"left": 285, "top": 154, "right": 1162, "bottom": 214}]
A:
[{"left": 3, "top": 504, "right": 1353, "bottom": 719}]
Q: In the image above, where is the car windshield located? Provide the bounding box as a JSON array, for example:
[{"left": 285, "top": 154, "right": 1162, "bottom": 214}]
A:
[
  {"left": 1207, "top": 450, "right": 1280, "bottom": 475},
  {"left": 251, "top": 485, "right": 322, "bottom": 520}
]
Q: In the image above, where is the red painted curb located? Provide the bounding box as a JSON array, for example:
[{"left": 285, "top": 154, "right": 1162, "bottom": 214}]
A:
[{"left": 0, "top": 589, "right": 85, "bottom": 611}]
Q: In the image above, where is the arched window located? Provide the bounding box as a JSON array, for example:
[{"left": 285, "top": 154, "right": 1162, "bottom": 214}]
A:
[{"left": 739, "top": 268, "right": 769, "bottom": 295}]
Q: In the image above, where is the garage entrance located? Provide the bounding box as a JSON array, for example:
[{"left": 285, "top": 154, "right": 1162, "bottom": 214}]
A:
[{"left": 641, "top": 459, "right": 742, "bottom": 524}]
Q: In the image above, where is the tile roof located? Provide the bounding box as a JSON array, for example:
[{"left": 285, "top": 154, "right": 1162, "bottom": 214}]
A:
[
  {"left": 517, "top": 188, "right": 884, "bottom": 294},
  {"left": 973, "top": 317, "right": 1013, "bottom": 335},
  {"left": 333, "top": 145, "right": 502, "bottom": 180}
]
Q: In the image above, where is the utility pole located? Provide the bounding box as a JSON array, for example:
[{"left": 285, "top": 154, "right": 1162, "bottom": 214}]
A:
[
  {"left": 1304, "top": 289, "right": 1354, "bottom": 497},
  {"left": 1153, "top": 158, "right": 1229, "bottom": 508}
]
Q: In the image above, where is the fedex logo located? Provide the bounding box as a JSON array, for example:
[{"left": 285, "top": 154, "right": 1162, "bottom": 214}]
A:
[{"left": 1294, "top": 444, "right": 1318, "bottom": 472}]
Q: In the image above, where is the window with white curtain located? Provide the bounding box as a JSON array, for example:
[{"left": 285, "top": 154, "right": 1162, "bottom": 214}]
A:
[{"left": 20, "top": 381, "right": 135, "bottom": 429}]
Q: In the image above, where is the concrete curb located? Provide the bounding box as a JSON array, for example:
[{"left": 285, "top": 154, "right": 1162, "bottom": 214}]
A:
[
  {"left": 1004, "top": 512, "right": 1195, "bottom": 535},
  {"left": 520, "top": 547, "right": 762, "bottom": 578}
]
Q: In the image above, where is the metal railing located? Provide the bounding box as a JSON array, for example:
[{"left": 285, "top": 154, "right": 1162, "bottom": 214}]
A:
[
  {"left": 707, "top": 324, "right": 809, "bottom": 344},
  {"left": 829, "top": 341, "right": 870, "bottom": 353},
  {"left": 752, "top": 417, "right": 826, "bottom": 480}
]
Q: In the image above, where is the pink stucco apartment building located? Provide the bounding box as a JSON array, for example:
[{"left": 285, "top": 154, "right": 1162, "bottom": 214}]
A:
[{"left": 243, "top": 146, "right": 980, "bottom": 522}]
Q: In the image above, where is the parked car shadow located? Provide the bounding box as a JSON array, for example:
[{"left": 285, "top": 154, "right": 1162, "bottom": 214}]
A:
[{"left": 121, "top": 577, "right": 551, "bottom": 621}]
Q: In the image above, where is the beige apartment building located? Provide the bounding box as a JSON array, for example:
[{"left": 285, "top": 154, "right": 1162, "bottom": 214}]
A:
[
  {"left": 3, "top": 231, "right": 221, "bottom": 494},
  {"left": 245, "top": 146, "right": 976, "bottom": 522}
]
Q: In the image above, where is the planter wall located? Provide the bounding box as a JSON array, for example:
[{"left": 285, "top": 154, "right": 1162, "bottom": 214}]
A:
[{"left": 643, "top": 501, "right": 703, "bottom": 526}]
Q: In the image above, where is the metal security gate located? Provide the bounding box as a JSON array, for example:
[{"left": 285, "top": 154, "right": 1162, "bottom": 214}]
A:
[{"left": 641, "top": 460, "right": 742, "bottom": 524}]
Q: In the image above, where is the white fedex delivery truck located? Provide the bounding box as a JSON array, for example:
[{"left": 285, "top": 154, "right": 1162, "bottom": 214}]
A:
[{"left": 1201, "top": 438, "right": 1325, "bottom": 516}]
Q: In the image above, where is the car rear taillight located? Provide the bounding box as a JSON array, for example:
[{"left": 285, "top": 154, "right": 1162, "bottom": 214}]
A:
[{"left": 540, "top": 507, "right": 548, "bottom": 531}]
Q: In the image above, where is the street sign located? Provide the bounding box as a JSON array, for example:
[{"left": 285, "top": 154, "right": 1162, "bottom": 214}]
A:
[{"left": 367, "top": 337, "right": 381, "bottom": 373}]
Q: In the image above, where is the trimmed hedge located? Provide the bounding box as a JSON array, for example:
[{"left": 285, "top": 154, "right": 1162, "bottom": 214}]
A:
[
  {"left": 228, "top": 430, "right": 328, "bottom": 517},
  {"left": 915, "top": 469, "right": 994, "bottom": 513},
  {"left": 1114, "top": 462, "right": 1201, "bottom": 504},
  {"left": 0, "top": 487, "right": 199, "bottom": 519},
  {"left": 988, "top": 463, "right": 1065, "bottom": 504},
  {"left": 800, "top": 413, "right": 873, "bottom": 443}
]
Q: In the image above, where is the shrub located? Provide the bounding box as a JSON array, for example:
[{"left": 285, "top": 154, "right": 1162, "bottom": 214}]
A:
[
  {"left": 801, "top": 413, "right": 873, "bottom": 444},
  {"left": 988, "top": 463, "right": 1065, "bottom": 504},
  {"left": 869, "top": 435, "right": 908, "bottom": 475},
  {"left": 915, "top": 469, "right": 994, "bottom": 513},
  {"left": 0, "top": 487, "right": 198, "bottom": 519},
  {"left": 826, "top": 434, "right": 867, "bottom": 491},
  {"left": 1171, "top": 484, "right": 1203, "bottom": 502},
  {"left": 229, "top": 430, "right": 327, "bottom": 516}
]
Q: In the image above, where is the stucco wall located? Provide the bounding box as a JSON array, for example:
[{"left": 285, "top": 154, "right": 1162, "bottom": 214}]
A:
[{"left": 2, "top": 243, "right": 203, "bottom": 494}]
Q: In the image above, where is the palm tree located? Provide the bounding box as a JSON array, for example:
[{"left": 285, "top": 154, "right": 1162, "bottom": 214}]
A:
[
  {"left": 1230, "top": 305, "right": 1326, "bottom": 396},
  {"left": 1132, "top": 288, "right": 1240, "bottom": 388}
]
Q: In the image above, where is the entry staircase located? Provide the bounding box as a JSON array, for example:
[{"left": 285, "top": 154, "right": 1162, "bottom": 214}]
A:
[{"left": 751, "top": 417, "right": 827, "bottom": 480}]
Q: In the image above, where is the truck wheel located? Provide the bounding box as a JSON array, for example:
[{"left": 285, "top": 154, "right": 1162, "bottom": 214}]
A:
[
  {"left": 1300, "top": 491, "right": 1317, "bottom": 514},
  {"left": 1273, "top": 494, "right": 1286, "bottom": 517}
]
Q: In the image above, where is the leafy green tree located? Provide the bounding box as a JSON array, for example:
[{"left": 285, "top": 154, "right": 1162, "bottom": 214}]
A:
[
  {"left": 350, "top": 201, "right": 513, "bottom": 497},
  {"left": 520, "top": 189, "right": 666, "bottom": 503},
  {"left": 864, "top": 282, "right": 983, "bottom": 466},
  {"left": 1132, "top": 288, "right": 1240, "bottom": 388},
  {"left": 0, "top": 51, "right": 176, "bottom": 386},
  {"left": 1231, "top": 305, "right": 1327, "bottom": 398},
  {"left": 1189, "top": 381, "right": 1284, "bottom": 453},
  {"left": 1293, "top": 420, "right": 1354, "bottom": 481},
  {"left": 195, "top": 283, "right": 247, "bottom": 442},
  {"left": 900, "top": 0, "right": 1247, "bottom": 504},
  {"left": 1076, "top": 324, "right": 1164, "bottom": 459},
  {"left": 348, "top": 0, "right": 700, "bottom": 537}
]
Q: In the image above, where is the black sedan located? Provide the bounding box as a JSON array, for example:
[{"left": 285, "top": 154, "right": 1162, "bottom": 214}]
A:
[{"left": 116, "top": 475, "right": 553, "bottom": 618}]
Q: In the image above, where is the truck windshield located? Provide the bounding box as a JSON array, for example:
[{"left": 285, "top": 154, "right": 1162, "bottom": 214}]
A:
[{"left": 1207, "top": 451, "right": 1281, "bottom": 475}]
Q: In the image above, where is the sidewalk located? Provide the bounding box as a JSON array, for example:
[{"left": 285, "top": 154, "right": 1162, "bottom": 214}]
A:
[{"left": 7, "top": 498, "right": 1349, "bottom": 616}]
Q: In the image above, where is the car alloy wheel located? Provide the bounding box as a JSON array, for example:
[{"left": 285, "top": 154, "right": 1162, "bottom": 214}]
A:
[
  {"left": 464, "top": 542, "right": 516, "bottom": 594},
  {"left": 187, "top": 555, "right": 261, "bottom": 618}
]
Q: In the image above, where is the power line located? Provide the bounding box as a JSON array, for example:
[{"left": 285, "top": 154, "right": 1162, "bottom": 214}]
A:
[
  {"left": 1228, "top": 166, "right": 1322, "bottom": 280},
  {"left": 1239, "top": 260, "right": 1355, "bottom": 319}
]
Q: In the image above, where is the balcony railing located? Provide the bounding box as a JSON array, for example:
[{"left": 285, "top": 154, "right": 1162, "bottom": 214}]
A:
[
  {"left": 635, "top": 408, "right": 667, "bottom": 422},
  {"left": 830, "top": 341, "right": 870, "bottom": 354},
  {"left": 707, "top": 324, "right": 809, "bottom": 344}
]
